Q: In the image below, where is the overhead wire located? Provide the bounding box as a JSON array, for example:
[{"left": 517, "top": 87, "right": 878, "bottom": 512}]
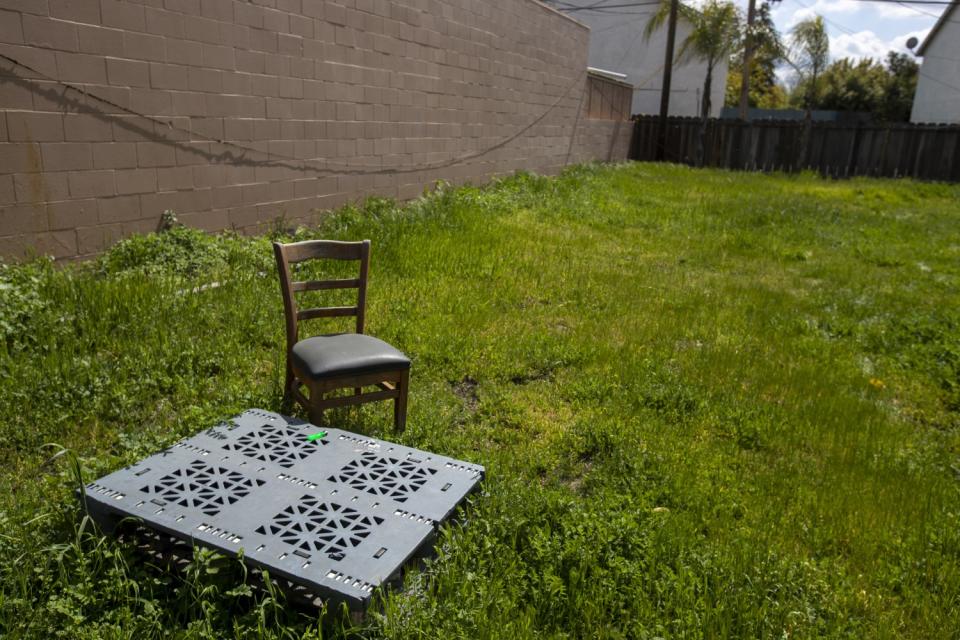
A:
[
  {"left": 891, "top": 0, "right": 959, "bottom": 25},
  {"left": 0, "top": 53, "right": 591, "bottom": 177},
  {"left": 544, "top": 0, "right": 671, "bottom": 89},
  {"left": 547, "top": 0, "right": 629, "bottom": 9},
  {"left": 918, "top": 70, "right": 960, "bottom": 94},
  {"left": 547, "top": 1, "right": 663, "bottom": 12},
  {"left": 846, "top": 0, "right": 954, "bottom": 4},
  {"left": 593, "top": 13, "right": 657, "bottom": 32},
  {"left": 789, "top": 0, "right": 859, "bottom": 35},
  {"left": 838, "top": 0, "right": 955, "bottom": 5},
  {"left": 894, "top": 0, "right": 944, "bottom": 17},
  {"left": 788, "top": 0, "right": 952, "bottom": 32}
]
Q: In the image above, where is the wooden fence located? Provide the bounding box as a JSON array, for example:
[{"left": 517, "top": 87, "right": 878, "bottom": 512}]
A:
[
  {"left": 586, "top": 71, "right": 632, "bottom": 121},
  {"left": 629, "top": 115, "right": 960, "bottom": 182}
]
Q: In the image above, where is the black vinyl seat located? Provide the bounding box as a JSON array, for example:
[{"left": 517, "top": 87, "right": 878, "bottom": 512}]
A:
[{"left": 291, "top": 333, "right": 411, "bottom": 380}]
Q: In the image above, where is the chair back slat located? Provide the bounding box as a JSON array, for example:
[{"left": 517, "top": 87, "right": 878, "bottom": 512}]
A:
[
  {"left": 273, "top": 240, "right": 370, "bottom": 350},
  {"left": 291, "top": 278, "right": 361, "bottom": 293},
  {"left": 282, "top": 240, "right": 366, "bottom": 263},
  {"left": 297, "top": 306, "right": 358, "bottom": 321}
]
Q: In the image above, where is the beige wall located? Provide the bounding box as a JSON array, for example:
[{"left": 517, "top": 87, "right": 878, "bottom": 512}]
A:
[
  {"left": 0, "top": 0, "right": 632, "bottom": 260},
  {"left": 911, "top": 6, "right": 960, "bottom": 125},
  {"left": 558, "top": 0, "right": 728, "bottom": 118}
]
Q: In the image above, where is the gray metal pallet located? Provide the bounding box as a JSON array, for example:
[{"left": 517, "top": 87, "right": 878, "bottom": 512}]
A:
[{"left": 82, "top": 409, "right": 484, "bottom": 609}]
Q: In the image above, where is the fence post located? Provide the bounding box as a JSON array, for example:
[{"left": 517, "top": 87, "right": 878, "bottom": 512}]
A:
[
  {"left": 801, "top": 118, "right": 813, "bottom": 171},
  {"left": 847, "top": 122, "right": 862, "bottom": 177}
]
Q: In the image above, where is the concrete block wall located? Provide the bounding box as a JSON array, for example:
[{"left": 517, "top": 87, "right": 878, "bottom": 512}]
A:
[{"left": 0, "top": 0, "right": 632, "bottom": 260}]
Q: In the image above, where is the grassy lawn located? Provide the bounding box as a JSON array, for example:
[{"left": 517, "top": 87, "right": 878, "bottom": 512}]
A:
[{"left": 2, "top": 163, "right": 959, "bottom": 639}]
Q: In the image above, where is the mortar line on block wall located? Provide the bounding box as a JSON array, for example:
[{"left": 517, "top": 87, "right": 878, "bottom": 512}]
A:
[{"left": 0, "top": 53, "right": 589, "bottom": 179}]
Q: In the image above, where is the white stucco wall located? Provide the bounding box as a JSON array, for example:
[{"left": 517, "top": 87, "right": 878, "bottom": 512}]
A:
[
  {"left": 560, "top": 2, "right": 728, "bottom": 117},
  {"left": 911, "top": 17, "right": 960, "bottom": 124}
]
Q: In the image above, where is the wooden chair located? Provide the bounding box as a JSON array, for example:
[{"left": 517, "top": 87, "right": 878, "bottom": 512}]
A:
[{"left": 273, "top": 239, "right": 410, "bottom": 431}]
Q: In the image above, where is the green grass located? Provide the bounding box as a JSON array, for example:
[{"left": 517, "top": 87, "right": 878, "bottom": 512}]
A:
[{"left": 2, "top": 163, "right": 959, "bottom": 639}]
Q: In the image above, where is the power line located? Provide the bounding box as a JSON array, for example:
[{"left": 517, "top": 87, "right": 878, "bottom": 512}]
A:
[
  {"left": 892, "top": 0, "right": 960, "bottom": 24},
  {"left": 546, "top": 0, "right": 659, "bottom": 7},
  {"left": 613, "top": 17, "right": 656, "bottom": 68},
  {"left": 788, "top": 0, "right": 952, "bottom": 30},
  {"left": 549, "top": 1, "right": 663, "bottom": 11},
  {"left": 571, "top": 8, "right": 661, "bottom": 14},
  {"left": 919, "top": 70, "right": 960, "bottom": 94},
  {"left": 0, "top": 53, "right": 590, "bottom": 178},
  {"left": 922, "top": 53, "right": 960, "bottom": 63},
  {"left": 593, "top": 13, "right": 656, "bottom": 32},
  {"left": 894, "top": 0, "right": 943, "bottom": 17},
  {"left": 791, "top": 0, "right": 953, "bottom": 43},
  {"left": 790, "top": 0, "right": 857, "bottom": 35},
  {"left": 548, "top": 0, "right": 622, "bottom": 9},
  {"left": 845, "top": 0, "right": 955, "bottom": 4},
  {"left": 545, "top": 1, "right": 661, "bottom": 16}
]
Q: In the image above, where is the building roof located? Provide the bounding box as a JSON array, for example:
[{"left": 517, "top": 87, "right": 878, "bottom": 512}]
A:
[
  {"left": 587, "top": 66, "right": 631, "bottom": 86},
  {"left": 918, "top": 0, "right": 959, "bottom": 56}
]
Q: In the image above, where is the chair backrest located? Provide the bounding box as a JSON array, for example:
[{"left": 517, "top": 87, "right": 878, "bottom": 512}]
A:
[{"left": 273, "top": 239, "right": 370, "bottom": 350}]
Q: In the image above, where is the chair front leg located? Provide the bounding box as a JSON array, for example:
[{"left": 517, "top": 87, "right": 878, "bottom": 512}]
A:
[
  {"left": 393, "top": 369, "right": 409, "bottom": 432},
  {"left": 307, "top": 382, "right": 325, "bottom": 426}
]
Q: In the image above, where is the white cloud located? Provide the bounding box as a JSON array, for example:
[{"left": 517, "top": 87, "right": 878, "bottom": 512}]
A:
[
  {"left": 829, "top": 27, "right": 932, "bottom": 62},
  {"left": 830, "top": 30, "right": 889, "bottom": 61}
]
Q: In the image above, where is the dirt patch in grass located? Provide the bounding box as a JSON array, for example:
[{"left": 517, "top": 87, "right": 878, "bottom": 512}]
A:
[{"left": 451, "top": 375, "right": 480, "bottom": 412}]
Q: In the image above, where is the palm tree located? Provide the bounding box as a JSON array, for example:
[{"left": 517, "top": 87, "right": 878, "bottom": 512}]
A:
[
  {"left": 785, "top": 16, "right": 828, "bottom": 167},
  {"left": 645, "top": 0, "right": 743, "bottom": 121},
  {"left": 786, "top": 16, "right": 829, "bottom": 114}
]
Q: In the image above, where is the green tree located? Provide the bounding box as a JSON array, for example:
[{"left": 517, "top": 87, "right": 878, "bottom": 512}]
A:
[
  {"left": 793, "top": 52, "right": 918, "bottom": 121},
  {"left": 725, "top": 1, "right": 787, "bottom": 109},
  {"left": 880, "top": 51, "right": 918, "bottom": 122},
  {"left": 816, "top": 57, "right": 888, "bottom": 112},
  {"left": 646, "top": 0, "right": 743, "bottom": 120}
]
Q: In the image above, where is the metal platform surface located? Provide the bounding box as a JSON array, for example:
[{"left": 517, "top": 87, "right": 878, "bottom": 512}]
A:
[{"left": 82, "top": 409, "right": 484, "bottom": 608}]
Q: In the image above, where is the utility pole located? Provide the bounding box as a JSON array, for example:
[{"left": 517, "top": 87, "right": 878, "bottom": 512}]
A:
[
  {"left": 656, "top": 0, "right": 679, "bottom": 161},
  {"left": 738, "top": 0, "right": 758, "bottom": 120}
]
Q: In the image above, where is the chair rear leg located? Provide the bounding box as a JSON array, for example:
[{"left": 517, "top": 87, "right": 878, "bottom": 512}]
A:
[{"left": 393, "top": 370, "right": 409, "bottom": 432}]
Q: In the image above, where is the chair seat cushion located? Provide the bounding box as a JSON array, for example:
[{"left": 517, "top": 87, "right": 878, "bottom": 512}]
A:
[{"left": 291, "top": 333, "right": 410, "bottom": 380}]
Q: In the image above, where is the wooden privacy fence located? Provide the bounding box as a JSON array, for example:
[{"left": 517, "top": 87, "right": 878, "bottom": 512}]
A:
[
  {"left": 585, "top": 71, "right": 632, "bottom": 121},
  {"left": 630, "top": 115, "right": 960, "bottom": 182}
]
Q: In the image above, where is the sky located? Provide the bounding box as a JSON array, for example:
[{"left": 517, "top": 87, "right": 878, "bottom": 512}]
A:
[
  {"left": 757, "top": 0, "right": 944, "bottom": 63},
  {"left": 553, "top": 0, "right": 948, "bottom": 67},
  {"left": 549, "top": 0, "right": 949, "bottom": 86}
]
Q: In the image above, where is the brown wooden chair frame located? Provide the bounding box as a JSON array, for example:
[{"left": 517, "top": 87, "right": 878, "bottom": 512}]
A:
[{"left": 273, "top": 239, "right": 409, "bottom": 431}]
